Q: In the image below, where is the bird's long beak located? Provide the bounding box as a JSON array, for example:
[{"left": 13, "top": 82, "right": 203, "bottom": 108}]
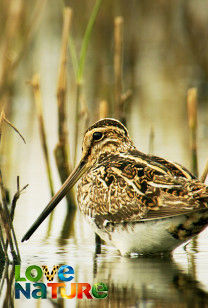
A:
[{"left": 22, "top": 159, "right": 89, "bottom": 242}]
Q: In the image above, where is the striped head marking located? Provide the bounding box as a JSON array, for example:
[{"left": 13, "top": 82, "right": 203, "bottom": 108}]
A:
[{"left": 82, "top": 118, "right": 135, "bottom": 165}]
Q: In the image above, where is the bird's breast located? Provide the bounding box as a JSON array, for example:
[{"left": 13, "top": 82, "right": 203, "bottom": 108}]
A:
[{"left": 77, "top": 164, "right": 143, "bottom": 218}]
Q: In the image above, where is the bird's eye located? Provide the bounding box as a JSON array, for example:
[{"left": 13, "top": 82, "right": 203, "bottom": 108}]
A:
[{"left": 92, "top": 131, "right": 103, "bottom": 141}]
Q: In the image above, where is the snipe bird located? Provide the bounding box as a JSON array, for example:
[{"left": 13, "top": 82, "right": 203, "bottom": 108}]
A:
[{"left": 22, "top": 118, "right": 208, "bottom": 255}]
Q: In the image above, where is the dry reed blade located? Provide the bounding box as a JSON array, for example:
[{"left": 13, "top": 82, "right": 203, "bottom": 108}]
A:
[
  {"left": 11, "top": 176, "right": 28, "bottom": 221},
  {"left": 187, "top": 88, "right": 199, "bottom": 251},
  {"left": 79, "top": 97, "right": 89, "bottom": 131},
  {"left": 201, "top": 161, "right": 208, "bottom": 183},
  {"left": 187, "top": 88, "right": 198, "bottom": 177},
  {"left": 54, "top": 7, "right": 76, "bottom": 209},
  {"left": 0, "top": 110, "right": 4, "bottom": 142},
  {"left": 148, "top": 125, "right": 155, "bottom": 154},
  {"left": 114, "top": 16, "right": 124, "bottom": 121},
  {"left": 0, "top": 199, "right": 19, "bottom": 263},
  {"left": 0, "top": 114, "right": 5, "bottom": 261},
  {"left": 0, "top": 204, "right": 18, "bottom": 262},
  {"left": 0, "top": 226, "right": 8, "bottom": 261},
  {"left": 0, "top": 109, "right": 26, "bottom": 143},
  {"left": 0, "top": 172, "right": 21, "bottom": 262},
  {"left": 1, "top": 264, "right": 15, "bottom": 307},
  {"left": 0, "top": 174, "right": 27, "bottom": 263},
  {"left": 30, "top": 73, "right": 56, "bottom": 235},
  {"left": 113, "top": 17, "right": 132, "bottom": 125},
  {"left": 2, "top": 113, "right": 26, "bottom": 144},
  {"left": 99, "top": 100, "right": 109, "bottom": 119},
  {"left": 73, "top": 83, "right": 81, "bottom": 166},
  {"left": 31, "top": 74, "right": 55, "bottom": 197}
]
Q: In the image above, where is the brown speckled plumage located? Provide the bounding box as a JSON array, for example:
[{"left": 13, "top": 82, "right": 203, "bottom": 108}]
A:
[
  {"left": 22, "top": 118, "right": 208, "bottom": 254},
  {"left": 76, "top": 119, "right": 208, "bottom": 254},
  {"left": 78, "top": 120, "right": 208, "bottom": 225}
]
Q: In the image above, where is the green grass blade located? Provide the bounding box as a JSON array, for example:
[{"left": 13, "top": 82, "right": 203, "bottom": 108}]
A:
[
  {"left": 69, "top": 36, "right": 79, "bottom": 79},
  {"left": 77, "top": 0, "right": 102, "bottom": 83}
]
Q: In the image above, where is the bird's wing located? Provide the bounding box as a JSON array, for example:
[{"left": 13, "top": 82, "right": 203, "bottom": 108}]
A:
[{"left": 93, "top": 153, "right": 208, "bottom": 228}]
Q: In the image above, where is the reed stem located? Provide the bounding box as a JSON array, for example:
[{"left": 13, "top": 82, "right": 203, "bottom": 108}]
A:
[
  {"left": 187, "top": 88, "right": 198, "bottom": 177},
  {"left": 72, "top": 0, "right": 102, "bottom": 165},
  {"left": 114, "top": 16, "right": 124, "bottom": 120},
  {"left": 99, "top": 100, "right": 109, "bottom": 119},
  {"left": 54, "top": 7, "right": 76, "bottom": 210},
  {"left": 0, "top": 172, "right": 21, "bottom": 262},
  {"left": 0, "top": 227, "right": 7, "bottom": 262},
  {"left": 31, "top": 74, "right": 55, "bottom": 197},
  {"left": 201, "top": 162, "right": 208, "bottom": 183},
  {"left": 0, "top": 203, "right": 19, "bottom": 262},
  {"left": 30, "top": 74, "right": 56, "bottom": 235},
  {"left": 148, "top": 125, "right": 155, "bottom": 154},
  {"left": 187, "top": 88, "right": 199, "bottom": 251},
  {"left": 73, "top": 82, "right": 81, "bottom": 166}
]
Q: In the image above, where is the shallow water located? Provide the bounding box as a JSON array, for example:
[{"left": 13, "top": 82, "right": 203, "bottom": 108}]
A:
[{"left": 1, "top": 210, "right": 208, "bottom": 307}]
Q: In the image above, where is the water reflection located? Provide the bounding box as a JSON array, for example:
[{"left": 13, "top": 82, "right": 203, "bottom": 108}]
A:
[
  {"left": 1, "top": 239, "right": 208, "bottom": 307},
  {"left": 88, "top": 253, "right": 208, "bottom": 307},
  {"left": 59, "top": 207, "right": 77, "bottom": 240}
]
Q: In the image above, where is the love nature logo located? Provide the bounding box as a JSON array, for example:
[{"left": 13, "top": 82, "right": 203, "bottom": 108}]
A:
[{"left": 15, "top": 265, "right": 108, "bottom": 300}]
